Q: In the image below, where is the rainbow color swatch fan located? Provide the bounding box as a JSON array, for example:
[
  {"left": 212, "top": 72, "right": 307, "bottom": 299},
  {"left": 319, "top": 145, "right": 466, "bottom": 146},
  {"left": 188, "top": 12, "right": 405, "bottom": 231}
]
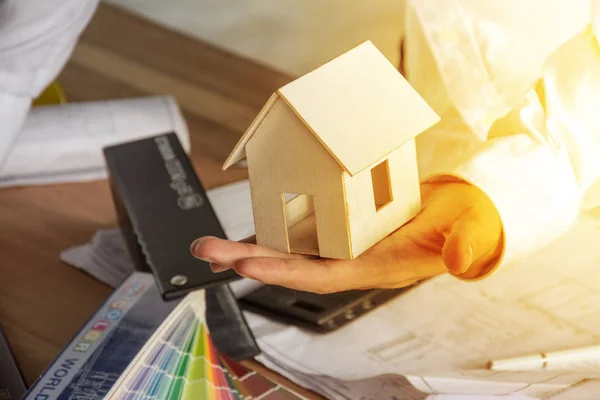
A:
[{"left": 106, "top": 291, "right": 303, "bottom": 400}]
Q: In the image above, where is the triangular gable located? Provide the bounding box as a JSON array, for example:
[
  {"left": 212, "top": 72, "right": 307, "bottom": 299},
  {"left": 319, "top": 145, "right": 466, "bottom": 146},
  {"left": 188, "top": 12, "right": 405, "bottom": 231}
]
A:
[{"left": 222, "top": 92, "right": 279, "bottom": 170}]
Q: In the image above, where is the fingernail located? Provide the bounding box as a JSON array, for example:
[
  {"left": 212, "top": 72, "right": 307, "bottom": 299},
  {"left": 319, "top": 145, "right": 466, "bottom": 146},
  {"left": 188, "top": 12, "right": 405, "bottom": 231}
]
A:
[
  {"left": 210, "top": 263, "right": 230, "bottom": 273},
  {"left": 190, "top": 239, "right": 215, "bottom": 263},
  {"left": 190, "top": 237, "right": 205, "bottom": 253},
  {"left": 190, "top": 237, "right": 215, "bottom": 262}
]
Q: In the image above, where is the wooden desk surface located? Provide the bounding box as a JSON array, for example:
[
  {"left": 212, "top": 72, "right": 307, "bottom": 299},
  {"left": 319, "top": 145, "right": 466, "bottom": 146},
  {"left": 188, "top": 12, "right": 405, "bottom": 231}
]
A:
[{"left": 0, "top": 4, "right": 321, "bottom": 398}]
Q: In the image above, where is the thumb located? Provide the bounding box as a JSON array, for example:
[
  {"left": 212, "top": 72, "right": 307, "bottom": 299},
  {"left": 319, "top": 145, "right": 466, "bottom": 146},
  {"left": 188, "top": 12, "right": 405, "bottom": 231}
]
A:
[{"left": 442, "top": 211, "right": 501, "bottom": 276}]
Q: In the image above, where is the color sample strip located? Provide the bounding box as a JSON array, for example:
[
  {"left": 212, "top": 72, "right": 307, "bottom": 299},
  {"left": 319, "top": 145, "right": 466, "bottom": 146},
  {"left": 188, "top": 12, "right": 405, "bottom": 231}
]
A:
[
  {"left": 218, "top": 359, "right": 244, "bottom": 400},
  {"left": 219, "top": 355, "right": 259, "bottom": 399},
  {"left": 205, "top": 330, "right": 235, "bottom": 400},
  {"left": 181, "top": 322, "right": 209, "bottom": 399},
  {"left": 165, "top": 319, "right": 198, "bottom": 400},
  {"left": 203, "top": 322, "right": 217, "bottom": 400}
]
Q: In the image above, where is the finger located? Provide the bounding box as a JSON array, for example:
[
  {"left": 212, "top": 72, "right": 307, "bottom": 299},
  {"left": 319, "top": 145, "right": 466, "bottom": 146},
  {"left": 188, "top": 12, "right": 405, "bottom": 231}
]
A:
[
  {"left": 233, "top": 257, "right": 382, "bottom": 294},
  {"left": 190, "top": 236, "right": 303, "bottom": 267},
  {"left": 442, "top": 217, "right": 474, "bottom": 274},
  {"left": 442, "top": 209, "right": 502, "bottom": 275}
]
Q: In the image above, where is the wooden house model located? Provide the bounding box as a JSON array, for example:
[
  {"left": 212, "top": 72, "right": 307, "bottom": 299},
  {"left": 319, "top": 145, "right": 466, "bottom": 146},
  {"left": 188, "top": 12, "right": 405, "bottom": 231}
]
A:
[{"left": 223, "top": 41, "right": 440, "bottom": 260}]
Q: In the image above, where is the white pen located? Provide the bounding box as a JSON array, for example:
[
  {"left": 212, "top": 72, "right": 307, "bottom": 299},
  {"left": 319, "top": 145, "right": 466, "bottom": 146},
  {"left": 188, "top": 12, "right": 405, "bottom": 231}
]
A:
[{"left": 488, "top": 345, "right": 600, "bottom": 371}]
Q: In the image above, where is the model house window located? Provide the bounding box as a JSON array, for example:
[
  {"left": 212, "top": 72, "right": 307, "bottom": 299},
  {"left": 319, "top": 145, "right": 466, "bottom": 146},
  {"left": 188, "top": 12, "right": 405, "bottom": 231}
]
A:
[{"left": 371, "top": 160, "right": 392, "bottom": 211}]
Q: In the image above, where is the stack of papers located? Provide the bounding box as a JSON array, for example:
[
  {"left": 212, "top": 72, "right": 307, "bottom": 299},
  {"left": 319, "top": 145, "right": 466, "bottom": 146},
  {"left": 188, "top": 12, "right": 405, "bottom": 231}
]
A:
[
  {"left": 0, "top": 96, "right": 190, "bottom": 188},
  {"left": 61, "top": 180, "right": 600, "bottom": 399}
]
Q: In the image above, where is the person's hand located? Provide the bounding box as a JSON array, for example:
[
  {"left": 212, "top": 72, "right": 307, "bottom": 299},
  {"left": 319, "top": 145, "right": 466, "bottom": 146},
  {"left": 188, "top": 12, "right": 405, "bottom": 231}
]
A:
[{"left": 191, "top": 179, "right": 503, "bottom": 294}]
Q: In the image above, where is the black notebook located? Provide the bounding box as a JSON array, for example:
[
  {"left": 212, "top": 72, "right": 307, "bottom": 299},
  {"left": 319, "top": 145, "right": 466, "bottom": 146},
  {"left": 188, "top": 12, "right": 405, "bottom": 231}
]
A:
[{"left": 103, "top": 133, "right": 240, "bottom": 299}]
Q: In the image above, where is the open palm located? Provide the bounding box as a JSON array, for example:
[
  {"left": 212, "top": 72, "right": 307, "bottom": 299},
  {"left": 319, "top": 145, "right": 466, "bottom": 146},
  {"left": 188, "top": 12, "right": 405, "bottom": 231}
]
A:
[{"left": 191, "top": 180, "right": 503, "bottom": 294}]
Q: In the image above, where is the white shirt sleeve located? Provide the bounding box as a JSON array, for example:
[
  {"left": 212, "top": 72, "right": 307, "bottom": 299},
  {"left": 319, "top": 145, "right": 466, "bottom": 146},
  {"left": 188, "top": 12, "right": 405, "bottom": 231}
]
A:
[
  {"left": 0, "top": 0, "right": 98, "bottom": 167},
  {"left": 404, "top": 0, "right": 600, "bottom": 277}
]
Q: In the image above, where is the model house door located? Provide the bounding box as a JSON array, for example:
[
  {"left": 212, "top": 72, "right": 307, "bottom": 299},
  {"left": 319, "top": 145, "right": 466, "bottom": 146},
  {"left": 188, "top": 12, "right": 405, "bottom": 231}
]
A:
[{"left": 282, "top": 193, "right": 319, "bottom": 255}]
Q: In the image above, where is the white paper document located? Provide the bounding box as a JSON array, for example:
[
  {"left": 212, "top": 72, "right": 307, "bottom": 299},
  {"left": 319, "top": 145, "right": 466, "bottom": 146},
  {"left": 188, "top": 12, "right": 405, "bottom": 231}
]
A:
[
  {"left": 0, "top": 95, "right": 190, "bottom": 188},
  {"left": 60, "top": 179, "right": 600, "bottom": 399},
  {"left": 248, "top": 212, "right": 600, "bottom": 399}
]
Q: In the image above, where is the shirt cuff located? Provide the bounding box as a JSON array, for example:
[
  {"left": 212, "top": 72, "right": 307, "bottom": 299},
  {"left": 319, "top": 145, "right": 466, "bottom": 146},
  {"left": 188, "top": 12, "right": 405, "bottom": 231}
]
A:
[{"left": 425, "top": 133, "right": 582, "bottom": 280}]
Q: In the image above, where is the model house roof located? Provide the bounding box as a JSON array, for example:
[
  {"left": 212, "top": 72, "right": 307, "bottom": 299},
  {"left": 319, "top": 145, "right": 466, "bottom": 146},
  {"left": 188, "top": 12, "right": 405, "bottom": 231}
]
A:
[{"left": 223, "top": 40, "right": 440, "bottom": 176}]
